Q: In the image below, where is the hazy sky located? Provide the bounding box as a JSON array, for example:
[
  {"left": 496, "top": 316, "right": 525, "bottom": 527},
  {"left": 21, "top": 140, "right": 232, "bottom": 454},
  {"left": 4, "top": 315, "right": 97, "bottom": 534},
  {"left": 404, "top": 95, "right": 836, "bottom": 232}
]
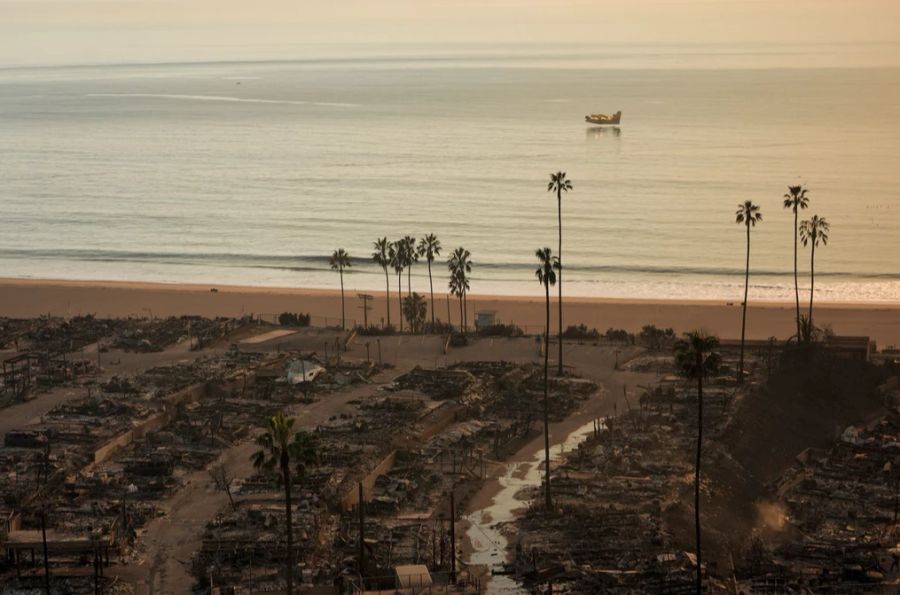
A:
[{"left": 2, "top": 0, "right": 899, "bottom": 66}]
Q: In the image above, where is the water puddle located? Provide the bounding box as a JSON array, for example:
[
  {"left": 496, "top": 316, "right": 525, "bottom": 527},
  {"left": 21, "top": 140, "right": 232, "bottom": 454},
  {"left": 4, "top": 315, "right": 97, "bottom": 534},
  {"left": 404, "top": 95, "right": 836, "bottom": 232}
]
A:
[{"left": 464, "top": 418, "right": 602, "bottom": 593}]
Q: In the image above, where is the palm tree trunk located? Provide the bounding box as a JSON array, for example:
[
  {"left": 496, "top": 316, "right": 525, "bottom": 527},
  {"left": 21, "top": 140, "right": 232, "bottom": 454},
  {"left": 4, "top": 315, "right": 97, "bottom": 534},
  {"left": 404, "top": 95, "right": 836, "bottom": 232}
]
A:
[
  {"left": 428, "top": 261, "right": 435, "bottom": 329},
  {"left": 695, "top": 368, "right": 703, "bottom": 594},
  {"left": 809, "top": 241, "right": 816, "bottom": 335},
  {"left": 463, "top": 291, "right": 467, "bottom": 334},
  {"left": 543, "top": 281, "right": 552, "bottom": 511},
  {"left": 793, "top": 211, "right": 800, "bottom": 339},
  {"left": 407, "top": 267, "right": 411, "bottom": 299},
  {"left": 339, "top": 267, "right": 345, "bottom": 330},
  {"left": 384, "top": 268, "right": 391, "bottom": 328},
  {"left": 397, "top": 272, "right": 404, "bottom": 333},
  {"left": 739, "top": 224, "right": 750, "bottom": 384},
  {"left": 458, "top": 295, "right": 464, "bottom": 332},
  {"left": 282, "top": 454, "right": 294, "bottom": 595},
  {"left": 557, "top": 189, "right": 564, "bottom": 376}
]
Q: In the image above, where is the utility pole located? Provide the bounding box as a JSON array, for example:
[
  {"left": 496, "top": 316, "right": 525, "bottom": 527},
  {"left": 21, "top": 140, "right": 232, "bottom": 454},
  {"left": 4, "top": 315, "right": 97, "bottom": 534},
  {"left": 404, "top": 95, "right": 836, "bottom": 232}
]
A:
[
  {"left": 93, "top": 537, "right": 100, "bottom": 595},
  {"left": 41, "top": 509, "right": 50, "bottom": 595},
  {"left": 357, "top": 294, "right": 373, "bottom": 329},
  {"left": 449, "top": 489, "right": 457, "bottom": 583},
  {"left": 358, "top": 482, "right": 366, "bottom": 584}
]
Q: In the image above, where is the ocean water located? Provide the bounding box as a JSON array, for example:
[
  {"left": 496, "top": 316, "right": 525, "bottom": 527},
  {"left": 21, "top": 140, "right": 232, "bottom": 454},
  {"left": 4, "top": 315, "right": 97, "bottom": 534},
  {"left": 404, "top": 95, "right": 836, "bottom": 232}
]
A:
[{"left": 1, "top": 45, "right": 899, "bottom": 303}]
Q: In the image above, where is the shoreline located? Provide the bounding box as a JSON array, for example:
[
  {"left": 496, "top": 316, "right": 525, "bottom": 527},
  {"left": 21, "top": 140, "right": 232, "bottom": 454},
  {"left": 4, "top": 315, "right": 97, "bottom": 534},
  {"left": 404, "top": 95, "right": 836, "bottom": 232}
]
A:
[
  {"left": 2, "top": 277, "right": 899, "bottom": 346},
  {"left": 3, "top": 276, "right": 899, "bottom": 309}
]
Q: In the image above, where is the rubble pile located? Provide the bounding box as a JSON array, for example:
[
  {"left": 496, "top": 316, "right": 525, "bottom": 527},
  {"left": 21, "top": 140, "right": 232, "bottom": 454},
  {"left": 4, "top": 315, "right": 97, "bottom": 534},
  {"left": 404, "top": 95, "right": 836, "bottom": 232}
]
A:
[
  {"left": 1, "top": 351, "right": 100, "bottom": 406},
  {"left": 0, "top": 314, "right": 248, "bottom": 355},
  {"left": 393, "top": 366, "right": 477, "bottom": 400},
  {"left": 17, "top": 315, "right": 125, "bottom": 353},
  {"left": 506, "top": 352, "right": 742, "bottom": 594},
  {"left": 195, "top": 363, "right": 560, "bottom": 593},
  {"left": 455, "top": 361, "right": 596, "bottom": 422},
  {"left": 0, "top": 350, "right": 279, "bottom": 585},
  {"left": 736, "top": 412, "right": 900, "bottom": 591},
  {"left": 0, "top": 316, "right": 252, "bottom": 406},
  {"left": 112, "top": 316, "right": 247, "bottom": 353}
]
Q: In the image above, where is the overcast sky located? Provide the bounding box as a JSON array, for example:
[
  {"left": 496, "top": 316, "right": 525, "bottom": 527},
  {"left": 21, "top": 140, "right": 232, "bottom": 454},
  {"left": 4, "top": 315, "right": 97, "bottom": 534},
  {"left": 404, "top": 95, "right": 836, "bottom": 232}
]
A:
[{"left": 2, "top": 0, "right": 899, "bottom": 67}]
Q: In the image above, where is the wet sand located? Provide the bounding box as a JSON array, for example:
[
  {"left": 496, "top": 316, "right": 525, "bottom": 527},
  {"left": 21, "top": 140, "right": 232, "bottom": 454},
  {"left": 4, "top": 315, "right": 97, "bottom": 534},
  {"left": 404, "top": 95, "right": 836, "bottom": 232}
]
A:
[{"left": 2, "top": 277, "right": 899, "bottom": 346}]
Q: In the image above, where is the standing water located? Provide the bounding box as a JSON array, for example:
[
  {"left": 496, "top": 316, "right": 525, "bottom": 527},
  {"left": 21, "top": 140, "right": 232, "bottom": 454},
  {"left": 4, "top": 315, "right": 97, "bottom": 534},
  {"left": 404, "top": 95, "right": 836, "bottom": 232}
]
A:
[{"left": 464, "top": 418, "right": 604, "bottom": 593}]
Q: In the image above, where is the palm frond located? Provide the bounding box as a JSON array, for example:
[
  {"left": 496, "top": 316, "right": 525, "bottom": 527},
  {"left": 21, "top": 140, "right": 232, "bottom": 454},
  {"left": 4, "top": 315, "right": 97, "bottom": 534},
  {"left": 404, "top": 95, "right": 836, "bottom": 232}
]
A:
[{"left": 673, "top": 331, "right": 721, "bottom": 379}]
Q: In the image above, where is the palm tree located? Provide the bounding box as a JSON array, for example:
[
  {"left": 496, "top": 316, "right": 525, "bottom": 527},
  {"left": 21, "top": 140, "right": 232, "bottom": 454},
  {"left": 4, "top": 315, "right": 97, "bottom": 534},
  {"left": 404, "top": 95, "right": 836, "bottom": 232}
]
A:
[
  {"left": 417, "top": 234, "right": 442, "bottom": 329},
  {"left": 250, "top": 413, "right": 318, "bottom": 595},
  {"left": 800, "top": 215, "right": 830, "bottom": 336},
  {"left": 547, "top": 171, "right": 572, "bottom": 376},
  {"left": 389, "top": 241, "right": 405, "bottom": 333},
  {"left": 402, "top": 292, "right": 428, "bottom": 334},
  {"left": 402, "top": 235, "right": 418, "bottom": 297},
  {"left": 372, "top": 238, "right": 391, "bottom": 328},
  {"left": 674, "top": 332, "right": 721, "bottom": 595},
  {"left": 535, "top": 247, "right": 558, "bottom": 511},
  {"left": 735, "top": 201, "right": 762, "bottom": 384},
  {"left": 783, "top": 185, "right": 809, "bottom": 339},
  {"left": 447, "top": 247, "right": 472, "bottom": 333},
  {"left": 329, "top": 249, "right": 352, "bottom": 330},
  {"left": 449, "top": 271, "right": 464, "bottom": 332}
]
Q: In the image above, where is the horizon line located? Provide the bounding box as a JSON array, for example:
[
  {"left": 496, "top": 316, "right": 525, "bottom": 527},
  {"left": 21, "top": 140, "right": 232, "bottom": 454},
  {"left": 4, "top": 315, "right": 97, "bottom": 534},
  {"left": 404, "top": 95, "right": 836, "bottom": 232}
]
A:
[{"left": 3, "top": 40, "right": 900, "bottom": 72}]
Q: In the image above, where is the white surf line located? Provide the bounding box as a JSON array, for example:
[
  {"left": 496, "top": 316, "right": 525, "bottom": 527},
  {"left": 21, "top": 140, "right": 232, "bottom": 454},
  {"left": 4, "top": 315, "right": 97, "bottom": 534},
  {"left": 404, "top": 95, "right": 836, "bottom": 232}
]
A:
[{"left": 84, "top": 93, "right": 358, "bottom": 108}]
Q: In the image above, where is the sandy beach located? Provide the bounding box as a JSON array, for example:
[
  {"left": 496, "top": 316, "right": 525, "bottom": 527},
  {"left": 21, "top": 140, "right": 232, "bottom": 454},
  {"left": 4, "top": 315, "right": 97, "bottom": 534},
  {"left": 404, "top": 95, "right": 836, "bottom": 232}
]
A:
[{"left": 2, "top": 277, "right": 898, "bottom": 347}]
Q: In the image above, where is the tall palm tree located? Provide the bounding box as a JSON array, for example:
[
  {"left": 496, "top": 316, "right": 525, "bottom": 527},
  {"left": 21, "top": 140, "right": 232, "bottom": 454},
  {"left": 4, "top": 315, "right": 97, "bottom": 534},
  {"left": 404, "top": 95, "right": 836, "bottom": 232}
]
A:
[
  {"left": 535, "top": 247, "right": 558, "bottom": 511},
  {"left": 783, "top": 185, "right": 809, "bottom": 339},
  {"left": 417, "top": 234, "right": 442, "bottom": 329},
  {"left": 372, "top": 238, "right": 391, "bottom": 328},
  {"left": 674, "top": 332, "right": 721, "bottom": 595},
  {"left": 402, "top": 235, "right": 418, "bottom": 297},
  {"left": 389, "top": 241, "right": 405, "bottom": 333},
  {"left": 447, "top": 247, "right": 472, "bottom": 333},
  {"left": 547, "top": 172, "right": 572, "bottom": 376},
  {"left": 735, "top": 201, "right": 762, "bottom": 384},
  {"left": 250, "top": 413, "right": 318, "bottom": 595},
  {"left": 800, "top": 215, "right": 830, "bottom": 336},
  {"left": 329, "top": 248, "right": 352, "bottom": 330}
]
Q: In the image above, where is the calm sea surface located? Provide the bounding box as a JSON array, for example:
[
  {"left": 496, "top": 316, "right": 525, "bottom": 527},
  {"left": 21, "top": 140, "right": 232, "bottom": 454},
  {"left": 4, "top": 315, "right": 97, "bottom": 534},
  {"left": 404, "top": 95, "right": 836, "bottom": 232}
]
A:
[{"left": 2, "top": 45, "right": 899, "bottom": 302}]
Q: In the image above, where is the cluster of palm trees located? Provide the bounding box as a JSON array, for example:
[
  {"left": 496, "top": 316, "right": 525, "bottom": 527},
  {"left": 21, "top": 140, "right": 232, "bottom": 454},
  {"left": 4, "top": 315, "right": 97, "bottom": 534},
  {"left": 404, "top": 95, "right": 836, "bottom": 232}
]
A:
[
  {"left": 322, "top": 177, "right": 830, "bottom": 592},
  {"left": 680, "top": 185, "right": 830, "bottom": 590},
  {"left": 735, "top": 185, "right": 831, "bottom": 382},
  {"left": 332, "top": 235, "right": 474, "bottom": 333},
  {"left": 447, "top": 246, "right": 472, "bottom": 333}
]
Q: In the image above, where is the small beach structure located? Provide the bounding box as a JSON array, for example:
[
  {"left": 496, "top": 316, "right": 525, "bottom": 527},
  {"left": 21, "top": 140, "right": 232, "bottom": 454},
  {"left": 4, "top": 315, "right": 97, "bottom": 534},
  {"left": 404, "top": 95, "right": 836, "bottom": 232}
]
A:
[{"left": 475, "top": 310, "right": 497, "bottom": 331}]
